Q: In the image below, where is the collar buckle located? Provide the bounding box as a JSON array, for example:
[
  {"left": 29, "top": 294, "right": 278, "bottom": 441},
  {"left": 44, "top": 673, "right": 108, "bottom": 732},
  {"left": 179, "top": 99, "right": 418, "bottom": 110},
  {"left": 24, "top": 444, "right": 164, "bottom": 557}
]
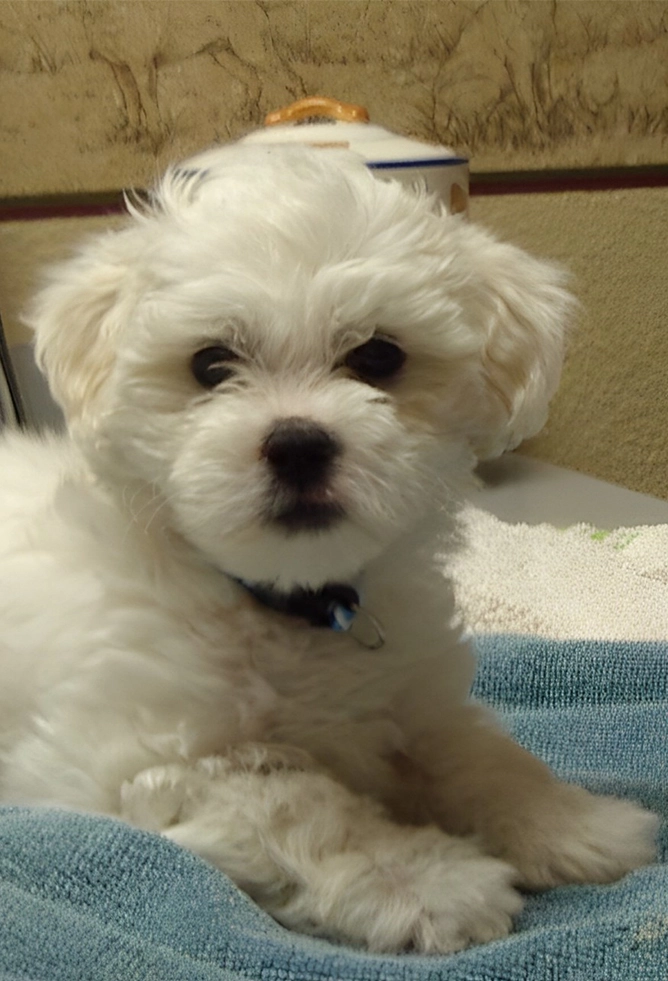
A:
[
  {"left": 344, "top": 603, "right": 385, "bottom": 650},
  {"left": 234, "top": 577, "right": 385, "bottom": 650}
]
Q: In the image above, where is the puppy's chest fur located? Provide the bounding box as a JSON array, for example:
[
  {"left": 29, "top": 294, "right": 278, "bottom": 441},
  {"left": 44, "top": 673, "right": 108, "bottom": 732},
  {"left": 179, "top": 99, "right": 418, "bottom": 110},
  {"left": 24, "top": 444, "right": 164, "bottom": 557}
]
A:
[
  {"left": 0, "top": 439, "right": 442, "bottom": 807},
  {"left": 136, "top": 585, "right": 419, "bottom": 789}
]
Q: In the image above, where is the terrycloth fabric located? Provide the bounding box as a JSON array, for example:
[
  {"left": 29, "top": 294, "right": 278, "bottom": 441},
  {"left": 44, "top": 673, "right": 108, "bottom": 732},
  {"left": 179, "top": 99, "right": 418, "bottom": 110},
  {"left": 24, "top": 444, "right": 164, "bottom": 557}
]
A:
[
  {"left": 1, "top": 635, "right": 666, "bottom": 981},
  {"left": 447, "top": 507, "right": 668, "bottom": 640}
]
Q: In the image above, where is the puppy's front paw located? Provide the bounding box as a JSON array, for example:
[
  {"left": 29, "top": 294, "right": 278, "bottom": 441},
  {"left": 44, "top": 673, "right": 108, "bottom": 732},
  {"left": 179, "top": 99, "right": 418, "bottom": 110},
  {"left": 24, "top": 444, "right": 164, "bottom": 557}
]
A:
[
  {"left": 303, "top": 829, "right": 522, "bottom": 954},
  {"left": 120, "top": 761, "right": 193, "bottom": 832},
  {"left": 122, "top": 752, "right": 522, "bottom": 953},
  {"left": 497, "top": 785, "right": 658, "bottom": 889},
  {"left": 398, "top": 845, "right": 522, "bottom": 954},
  {"left": 120, "top": 744, "right": 318, "bottom": 832}
]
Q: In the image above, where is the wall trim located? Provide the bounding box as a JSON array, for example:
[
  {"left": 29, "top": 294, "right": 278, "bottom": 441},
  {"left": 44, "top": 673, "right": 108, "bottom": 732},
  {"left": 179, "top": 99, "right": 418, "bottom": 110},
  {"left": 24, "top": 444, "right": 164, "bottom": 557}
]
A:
[{"left": 1, "top": 166, "right": 667, "bottom": 222}]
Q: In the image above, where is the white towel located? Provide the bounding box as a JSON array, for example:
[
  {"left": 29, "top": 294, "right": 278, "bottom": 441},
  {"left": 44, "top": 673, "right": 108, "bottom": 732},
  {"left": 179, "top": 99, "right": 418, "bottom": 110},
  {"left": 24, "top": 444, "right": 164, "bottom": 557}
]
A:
[{"left": 445, "top": 506, "right": 668, "bottom": 640}]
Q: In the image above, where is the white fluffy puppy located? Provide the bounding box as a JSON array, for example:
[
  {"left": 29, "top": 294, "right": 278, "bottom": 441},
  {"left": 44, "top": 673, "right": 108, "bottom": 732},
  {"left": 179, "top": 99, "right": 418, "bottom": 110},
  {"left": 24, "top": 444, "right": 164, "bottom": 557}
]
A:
[{"left": 0, "top": 144, "right": 656, "bottom": 954}]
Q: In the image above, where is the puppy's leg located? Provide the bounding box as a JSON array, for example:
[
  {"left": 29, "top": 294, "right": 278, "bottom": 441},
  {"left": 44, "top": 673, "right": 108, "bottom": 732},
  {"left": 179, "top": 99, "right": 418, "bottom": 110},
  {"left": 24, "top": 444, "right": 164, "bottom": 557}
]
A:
[
  {"left": 413, "top": 707, "right": 658, "bottom": 889},
  {"left": 121, "top": 742, "right": 522, "bottom": 953}
]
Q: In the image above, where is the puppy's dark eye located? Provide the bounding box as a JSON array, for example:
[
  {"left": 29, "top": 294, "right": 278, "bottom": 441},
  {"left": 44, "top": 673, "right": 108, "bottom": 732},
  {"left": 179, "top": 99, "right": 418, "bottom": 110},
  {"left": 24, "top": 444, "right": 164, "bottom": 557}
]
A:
[
  {"left": 191, "top": 346, "right": 238, "bottom": 388},
  {"left": 344, "top": 337, "right": 406, "bottom": 383}
]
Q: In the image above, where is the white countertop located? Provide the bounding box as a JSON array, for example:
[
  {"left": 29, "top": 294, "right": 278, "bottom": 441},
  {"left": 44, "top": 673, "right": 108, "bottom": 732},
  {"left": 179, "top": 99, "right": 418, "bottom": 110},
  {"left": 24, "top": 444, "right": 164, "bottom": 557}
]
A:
[{"left": 473, "top": 455, "right": 668, "bottom": 528}]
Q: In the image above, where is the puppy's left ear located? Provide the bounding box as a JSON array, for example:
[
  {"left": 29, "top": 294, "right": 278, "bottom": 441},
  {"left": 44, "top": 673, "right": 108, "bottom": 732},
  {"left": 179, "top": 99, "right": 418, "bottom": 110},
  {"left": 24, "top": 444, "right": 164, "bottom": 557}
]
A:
[
  {"left": 26, "top": 228, "right": 140, "bottom": 427},
  {"left": 454, "top": 222, "right": 576, "bottom": 460}
]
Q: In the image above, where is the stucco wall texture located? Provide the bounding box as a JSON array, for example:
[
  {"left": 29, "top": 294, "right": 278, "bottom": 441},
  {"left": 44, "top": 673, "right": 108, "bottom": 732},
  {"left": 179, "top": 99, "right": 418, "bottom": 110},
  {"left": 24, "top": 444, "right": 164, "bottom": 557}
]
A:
[
  {"left": 473, "top": 189, "right": 668, "bottom": 500},
  {"left": 1, "top": 1, "right": 667, "bottom": 499}
]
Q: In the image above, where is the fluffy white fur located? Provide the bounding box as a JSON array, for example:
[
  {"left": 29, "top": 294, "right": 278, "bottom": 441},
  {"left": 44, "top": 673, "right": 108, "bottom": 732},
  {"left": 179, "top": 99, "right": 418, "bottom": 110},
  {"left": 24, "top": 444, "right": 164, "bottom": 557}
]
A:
[{"left": 0, "top": 144, "right": 657, "bottom": 953}]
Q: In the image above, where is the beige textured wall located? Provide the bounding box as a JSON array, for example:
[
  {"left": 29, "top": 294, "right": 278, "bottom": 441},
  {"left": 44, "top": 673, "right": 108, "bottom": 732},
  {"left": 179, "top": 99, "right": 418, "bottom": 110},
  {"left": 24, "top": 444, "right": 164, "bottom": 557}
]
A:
[
  {"left": 0, "top": 217, "right": 124, "bottom": 346},
  {"left": 1, "top": 1, "right": 668, "bottom": 499},
  {"left": 2, "top": 0, "right": 667, "bottom": 196},
  {"left": 472, "top": 189, "right": 668, "bottom": 500}
]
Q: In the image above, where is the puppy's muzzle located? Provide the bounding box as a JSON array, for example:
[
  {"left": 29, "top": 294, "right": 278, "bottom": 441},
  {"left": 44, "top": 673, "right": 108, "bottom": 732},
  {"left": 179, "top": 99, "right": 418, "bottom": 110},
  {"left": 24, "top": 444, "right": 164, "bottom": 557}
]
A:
[{"left": 262, "top": 417, "right": 344, "bottom": 532}]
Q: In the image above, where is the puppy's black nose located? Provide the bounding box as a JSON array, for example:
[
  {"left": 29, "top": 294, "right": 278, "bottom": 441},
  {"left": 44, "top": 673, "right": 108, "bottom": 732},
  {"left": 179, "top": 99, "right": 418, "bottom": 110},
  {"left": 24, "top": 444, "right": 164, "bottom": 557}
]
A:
[{"left": 262, "top": 418, "right": 339, "bottom": 490}]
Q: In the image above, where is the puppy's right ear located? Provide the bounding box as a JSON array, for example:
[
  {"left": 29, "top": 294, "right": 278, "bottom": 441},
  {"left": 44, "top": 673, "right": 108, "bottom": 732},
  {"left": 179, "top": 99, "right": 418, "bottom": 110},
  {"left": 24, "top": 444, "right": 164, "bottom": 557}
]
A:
[{"left": 27, "top": 230, "right": 138, "bottom": 426}]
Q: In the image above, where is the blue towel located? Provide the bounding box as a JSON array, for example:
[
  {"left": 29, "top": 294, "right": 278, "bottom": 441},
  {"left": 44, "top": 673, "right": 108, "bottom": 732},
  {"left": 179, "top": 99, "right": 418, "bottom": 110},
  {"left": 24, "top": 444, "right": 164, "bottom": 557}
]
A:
[{"left": 1, "top": 636, "right": 667, "bottom": 980}]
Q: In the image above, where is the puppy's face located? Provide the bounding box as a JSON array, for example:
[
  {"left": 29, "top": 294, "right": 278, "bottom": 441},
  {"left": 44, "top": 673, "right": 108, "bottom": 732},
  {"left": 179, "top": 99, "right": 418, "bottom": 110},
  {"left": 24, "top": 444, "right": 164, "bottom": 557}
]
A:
[{"left": 29, "top": 146, "right": 573, "bottom": 588}]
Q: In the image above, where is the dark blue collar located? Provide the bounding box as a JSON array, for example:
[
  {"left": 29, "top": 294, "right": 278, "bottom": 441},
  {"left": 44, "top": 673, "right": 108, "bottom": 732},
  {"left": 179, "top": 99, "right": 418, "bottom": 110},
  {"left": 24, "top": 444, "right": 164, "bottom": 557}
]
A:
[{"left": 233, "top": 577, "right": 385, "bottom": 649}]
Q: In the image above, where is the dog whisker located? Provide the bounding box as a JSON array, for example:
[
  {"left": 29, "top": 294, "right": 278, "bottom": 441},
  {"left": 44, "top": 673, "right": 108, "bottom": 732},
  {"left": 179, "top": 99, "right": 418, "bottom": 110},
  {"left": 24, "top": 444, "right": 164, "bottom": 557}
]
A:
[
  {"left": 141, "top": 495, "right": 173, "bottom": 535},
  {"left": 122, "top": 486, "right": 161, "bottom": 528}
]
